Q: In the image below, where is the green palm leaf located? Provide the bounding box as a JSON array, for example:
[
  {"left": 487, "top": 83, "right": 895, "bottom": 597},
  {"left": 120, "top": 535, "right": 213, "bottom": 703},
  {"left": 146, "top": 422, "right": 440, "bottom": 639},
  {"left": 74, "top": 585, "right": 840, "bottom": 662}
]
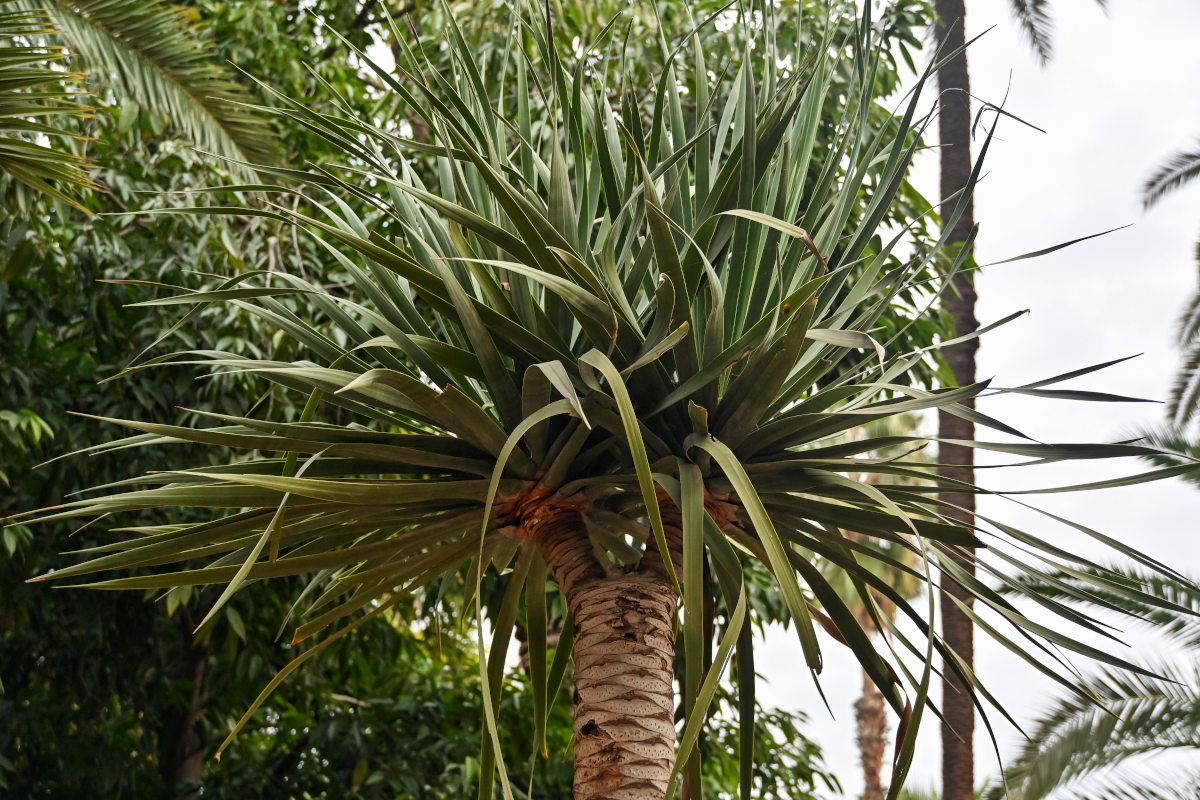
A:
[
  {"left": 1008, "top": 0, "right": 1057, "bottom": 63},
  {"left": 1144, "top": 142, "right": 1200, "bottom": 209},
  {"left": 1141, "top": 140, "right": 1200, "bottom": 424},
  {"left": 1006, "top": 563, "right": 1200, "bottom": 650},
  {"left": 982, "top": 663, "right": 1200, "bottom": 800},
  {"left": 988, "top": 565, "right": 1200, "bottom": 800},
  {"left": 1135, "top": 423, "right": 1200, "bottom": 489},
  {"left": 1005, "top": 0, "right": 1110, "bottom": 66},
  {"left": 0, "top": 2, "right": 94, "bottom": 206}
]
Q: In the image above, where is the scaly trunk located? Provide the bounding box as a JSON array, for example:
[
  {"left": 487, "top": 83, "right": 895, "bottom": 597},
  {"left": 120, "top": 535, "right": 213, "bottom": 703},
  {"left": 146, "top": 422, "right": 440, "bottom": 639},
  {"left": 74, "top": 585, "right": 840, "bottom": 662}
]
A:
[
  {"left": 854, "top": 667, "right": 887, "bottom": 800},
  {"left": 570, "top": 577, "right": 678, "bottom": 799},
  {"left": 531, "top": 506, "right": 679, "bottom": 800},
  {"left": 934, "top": 3, "right": 978, "bottom": 800}
]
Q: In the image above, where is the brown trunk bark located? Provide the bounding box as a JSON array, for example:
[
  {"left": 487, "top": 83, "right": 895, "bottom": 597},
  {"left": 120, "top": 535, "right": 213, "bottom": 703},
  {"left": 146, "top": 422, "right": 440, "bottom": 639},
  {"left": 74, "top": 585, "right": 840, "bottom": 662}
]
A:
[
  {"left": 855, "top": 667, "right": 888, "bottom": 800},
  {"left": 531, "top": 506, "right": 679, "bottom": 800},
  {"left": 570, "top": 577, "right": 678, "bottom": 799},
  {"left": 934, "top": 3, "right": 978, "bottom": 800},
  {"left": 159, "top": 611, "right": 209, "bottom": 794}
]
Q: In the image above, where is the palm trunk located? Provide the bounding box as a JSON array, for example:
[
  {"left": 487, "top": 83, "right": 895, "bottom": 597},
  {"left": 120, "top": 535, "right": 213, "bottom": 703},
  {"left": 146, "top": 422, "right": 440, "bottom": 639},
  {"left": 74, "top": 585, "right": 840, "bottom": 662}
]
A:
[
  {"left": 934, "top": 3, "right": 978, "bottom": 800},
  {"left": 855, "top": 667, "right": 887, "bottom": 800},
  {"left": 531, "top": 506, "right": 679, "bottom": 800}
]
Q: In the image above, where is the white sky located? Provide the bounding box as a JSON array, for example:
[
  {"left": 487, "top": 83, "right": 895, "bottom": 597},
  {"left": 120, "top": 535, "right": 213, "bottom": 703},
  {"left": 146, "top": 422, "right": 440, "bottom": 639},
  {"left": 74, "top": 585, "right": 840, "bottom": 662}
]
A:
[{"left": 757, "top": 0, "right": 1200, "bottom": 795}]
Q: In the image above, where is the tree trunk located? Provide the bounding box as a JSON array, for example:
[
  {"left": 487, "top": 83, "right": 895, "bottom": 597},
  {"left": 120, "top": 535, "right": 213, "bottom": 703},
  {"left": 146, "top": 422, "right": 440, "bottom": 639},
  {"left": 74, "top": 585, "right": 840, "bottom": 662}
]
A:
[
  {"left": 934, "top": 3, "right": 978, "bottom": 800},
  {"left": 531, "top": 506, "right": 679, "bottom": 800},
  {"left": 855, "top": 667, "right": 887, "bottom": 800},
  {"left": 159, "top": 610, "right": 209, "bottom": 794}
]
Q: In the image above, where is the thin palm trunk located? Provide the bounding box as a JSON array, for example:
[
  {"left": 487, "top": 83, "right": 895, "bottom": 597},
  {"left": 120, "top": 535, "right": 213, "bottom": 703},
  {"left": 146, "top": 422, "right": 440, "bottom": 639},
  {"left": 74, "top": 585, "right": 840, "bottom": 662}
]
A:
[
  {"left": 855, "top": 667, "right": 888, "bottom": 800},
  {"left": 532, "top": 507, "right": 679, "bottom": 800},
  {"left": 934, "top": 2, "right": 979, "bottom": 800}
]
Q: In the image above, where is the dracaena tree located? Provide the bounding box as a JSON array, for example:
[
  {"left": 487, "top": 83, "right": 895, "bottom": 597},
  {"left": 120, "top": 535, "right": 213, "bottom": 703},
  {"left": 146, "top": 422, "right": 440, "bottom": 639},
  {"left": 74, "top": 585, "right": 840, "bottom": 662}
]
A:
[{"left": 15, "top": 3, "right": 1198, "bottom": 799}]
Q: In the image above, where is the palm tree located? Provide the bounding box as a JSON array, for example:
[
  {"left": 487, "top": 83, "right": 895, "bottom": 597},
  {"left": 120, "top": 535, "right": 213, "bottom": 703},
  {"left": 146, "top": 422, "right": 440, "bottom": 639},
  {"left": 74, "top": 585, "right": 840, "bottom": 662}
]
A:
[
  {"left": 1141, "top": 142, "right": 1200, "bottom": 431},
  {"left": 16, "top": 4, "right": 1195, "bottom": 798},
  {"left": 932, "top": 3, "right": 1107, "bottom": 797},
  {"left": 982, "top": 565, "right": 1200, "bottom": 800},
  {"left": 4, "top": 0, "right": 276, "bottom": 186},
  {"left": 37, "top": 0, "right": 276, "bottom": 167},
  {"left": 0, "top": 2, "right": 94, "bottom": 205},
  {"left": 1130, "top": 142, "right": 1200, "bottom": 554},
  {"left": 3, "top": 0, "right": 277, "bottom": 213},
  {"left": 849, "top": 550, "right": 921, "bottom": 800}
]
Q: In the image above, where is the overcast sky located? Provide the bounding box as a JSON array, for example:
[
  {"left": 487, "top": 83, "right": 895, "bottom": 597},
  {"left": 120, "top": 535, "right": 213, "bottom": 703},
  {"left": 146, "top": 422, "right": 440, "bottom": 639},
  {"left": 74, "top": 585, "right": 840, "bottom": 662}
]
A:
[{"left": 757, "top": 0, "right": 1200, "bottom": 794}]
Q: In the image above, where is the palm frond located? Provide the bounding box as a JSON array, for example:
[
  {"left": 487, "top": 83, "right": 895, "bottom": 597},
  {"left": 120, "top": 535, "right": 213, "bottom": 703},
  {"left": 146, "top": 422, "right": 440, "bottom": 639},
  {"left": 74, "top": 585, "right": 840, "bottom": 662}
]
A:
[
  {"left": 1135, "top": 422, "right": 1200, "bottom": 486},
  {"left": 1005, "top": 562, "right": 1200, "bottom": 648},
  {"left": 982, "top": 664, "right": 1200, "bottom": 800},
  {"left": 1143, "top": 142, "right": 1200, "bottom": 208},
  {"left": 1008, "top": 0, "right": 1055, "bottom": 64},
  {"left": 1171, "top": 352, "right": 1200, "bottom": 431},
  {"left": 0, "top": 2, "right": 94, "bottom": 206},
  {"left": 1006, "top": 0, "right": 1110, "bottom": 66},
  {"left": 1052, "top": 770, "right": 1200, "bottom": 800},
  {"left": 40, "top": 0, "right": 277, "bottom": 170},
  {"left": 1161, "top": 269, "right": 1200, "bottom": 424},
  {"left": 1143, "top": 141, "right": 1200, "bottom": 425}
]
